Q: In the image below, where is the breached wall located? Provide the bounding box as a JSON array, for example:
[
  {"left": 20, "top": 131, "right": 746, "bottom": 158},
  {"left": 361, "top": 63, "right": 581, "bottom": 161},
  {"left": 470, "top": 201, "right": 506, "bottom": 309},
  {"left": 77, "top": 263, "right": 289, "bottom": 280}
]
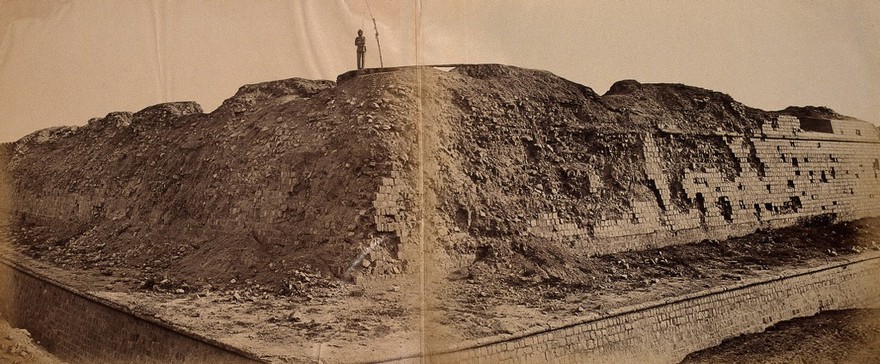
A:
[
  {"left": 2, "top": 65, "right": 880, "bottom": 285},
  {"left": 3, "top": 73, "right": 427, "bottom": 285},
  {"left": 526, "top": 116, "right": 880, "bottom": 255},
  {"left": 412, "top": 66, "right": 880, "bottom": 277}
]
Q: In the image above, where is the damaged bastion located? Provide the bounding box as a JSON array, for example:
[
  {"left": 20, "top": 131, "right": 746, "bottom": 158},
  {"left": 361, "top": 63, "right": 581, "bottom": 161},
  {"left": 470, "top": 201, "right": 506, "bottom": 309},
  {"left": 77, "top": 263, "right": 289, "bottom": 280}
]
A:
[{"left": 2, "top": 64, "right": 879, "bottom": 291}]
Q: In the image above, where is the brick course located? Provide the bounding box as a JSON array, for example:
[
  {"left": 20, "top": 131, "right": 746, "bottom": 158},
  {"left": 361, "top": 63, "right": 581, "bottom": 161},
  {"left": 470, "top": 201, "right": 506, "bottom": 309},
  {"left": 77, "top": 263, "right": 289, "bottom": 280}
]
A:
[
  {"left": 0, "top": 259, "right": 263, "bottom": 364},
  {"left": 526, "top": 117, "right": 880, "bottom": 255},
  {"left": 381, "top": 254, "right": 880, "bottom": 363}
]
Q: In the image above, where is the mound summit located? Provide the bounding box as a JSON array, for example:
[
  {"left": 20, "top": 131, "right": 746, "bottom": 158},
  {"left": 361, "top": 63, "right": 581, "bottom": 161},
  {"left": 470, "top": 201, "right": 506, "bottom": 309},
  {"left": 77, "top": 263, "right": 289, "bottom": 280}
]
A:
[{"left": 4, "top": 64, "right": 880, "bottom": 292}]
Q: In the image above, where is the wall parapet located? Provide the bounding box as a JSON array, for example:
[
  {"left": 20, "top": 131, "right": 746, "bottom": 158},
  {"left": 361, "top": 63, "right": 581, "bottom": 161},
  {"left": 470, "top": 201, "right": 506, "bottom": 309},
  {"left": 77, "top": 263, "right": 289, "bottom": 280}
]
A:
[
  {"left": 379, "top": 252, "right": 880, "bottom": 363},
  {"left": 0, "top": 255, "right": 265, "bottom": 364}
]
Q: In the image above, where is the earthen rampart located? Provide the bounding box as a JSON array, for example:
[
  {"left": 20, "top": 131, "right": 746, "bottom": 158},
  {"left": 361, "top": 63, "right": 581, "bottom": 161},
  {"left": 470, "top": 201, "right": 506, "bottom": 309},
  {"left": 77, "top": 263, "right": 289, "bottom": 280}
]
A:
[{"left": 3, "top": 66, "right": 879, "bottom": 281}]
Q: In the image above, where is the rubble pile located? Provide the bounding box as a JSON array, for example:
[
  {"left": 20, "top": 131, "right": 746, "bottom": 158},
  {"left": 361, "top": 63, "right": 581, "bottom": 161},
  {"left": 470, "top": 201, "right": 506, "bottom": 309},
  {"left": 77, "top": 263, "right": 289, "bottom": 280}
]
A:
[
  {"left": 417, "top": 66, "right": 772, "bottom": 278},
  {"left": 0, "top": 320, "right": 62, "bottom": 364},
  {"left": 7, "top": 70, "right": 425, "bottom": 290},
  {"left": 4, "top": 64, "right": 877, "bottom": 295}
]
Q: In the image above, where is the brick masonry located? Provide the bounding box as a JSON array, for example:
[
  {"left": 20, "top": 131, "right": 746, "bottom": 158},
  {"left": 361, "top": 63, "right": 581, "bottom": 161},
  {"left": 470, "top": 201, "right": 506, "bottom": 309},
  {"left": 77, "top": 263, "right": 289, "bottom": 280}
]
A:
[
  {"left": 7, "top": 116, "right": 879, "bottom": 268},
  {"left": 526, "top": 116, "right": 880, "bottom": 255},
  {"left": 1, "top": 245, "right": 877, "bottom": 364},
  {"left": 0, "top": 258, "right": 263, "bottom": 364},
  {"left": 381, "top": 253, "right": 880, "bottom": 364}
]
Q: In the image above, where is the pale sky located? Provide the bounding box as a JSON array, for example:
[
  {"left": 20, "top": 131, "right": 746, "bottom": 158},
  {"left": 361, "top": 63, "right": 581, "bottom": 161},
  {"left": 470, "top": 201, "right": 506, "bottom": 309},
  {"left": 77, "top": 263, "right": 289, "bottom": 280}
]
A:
[{"left": 1, "top": 0, "right": 878, "bottom": 142}]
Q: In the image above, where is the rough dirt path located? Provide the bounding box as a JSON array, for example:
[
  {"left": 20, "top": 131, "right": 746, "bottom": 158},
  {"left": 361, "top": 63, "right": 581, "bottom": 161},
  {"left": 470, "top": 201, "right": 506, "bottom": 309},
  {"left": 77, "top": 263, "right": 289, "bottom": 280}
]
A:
[
  {"left": 3, "top": 217, "right": 877, "bottom": 363},
  {"left": 441, "top": 217, "right": 880, "bottom": 340},
  {"left": 681, "top": 309, "right": 880, "bottom": 364}
]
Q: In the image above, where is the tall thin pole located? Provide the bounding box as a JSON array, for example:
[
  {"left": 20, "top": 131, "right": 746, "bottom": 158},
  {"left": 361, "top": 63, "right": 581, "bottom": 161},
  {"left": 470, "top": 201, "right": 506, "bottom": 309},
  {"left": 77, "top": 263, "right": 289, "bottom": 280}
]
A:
[
  {"left": 372, "top": 18, "right": 384, "bottom": 68},
  {"left": 363, "top": 0, "right": 383, "bottom": 68}
]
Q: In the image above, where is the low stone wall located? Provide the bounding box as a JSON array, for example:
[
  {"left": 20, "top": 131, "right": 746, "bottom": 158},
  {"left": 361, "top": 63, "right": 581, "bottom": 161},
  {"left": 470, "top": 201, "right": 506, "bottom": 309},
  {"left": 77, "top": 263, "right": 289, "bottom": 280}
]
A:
[
  {"left": 383, "top": 254, "right": 880, "bottom": 364},
  {"left": 0, "top": 258, "right": 263, "bottom": 364}
]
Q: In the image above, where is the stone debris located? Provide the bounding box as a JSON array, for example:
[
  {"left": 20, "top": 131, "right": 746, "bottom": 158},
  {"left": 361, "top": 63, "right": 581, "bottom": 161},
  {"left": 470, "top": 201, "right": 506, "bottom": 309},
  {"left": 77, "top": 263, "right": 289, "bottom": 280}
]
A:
[{"left": 1, "top": 63, "right": 878, "bottom": 297}]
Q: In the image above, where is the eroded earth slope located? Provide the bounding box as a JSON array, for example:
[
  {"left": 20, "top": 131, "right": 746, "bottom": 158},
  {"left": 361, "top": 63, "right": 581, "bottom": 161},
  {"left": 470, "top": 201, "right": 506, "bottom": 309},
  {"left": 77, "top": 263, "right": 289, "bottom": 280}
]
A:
[{"left": 2, "top": 64, "right": 880, "bottom": 362}]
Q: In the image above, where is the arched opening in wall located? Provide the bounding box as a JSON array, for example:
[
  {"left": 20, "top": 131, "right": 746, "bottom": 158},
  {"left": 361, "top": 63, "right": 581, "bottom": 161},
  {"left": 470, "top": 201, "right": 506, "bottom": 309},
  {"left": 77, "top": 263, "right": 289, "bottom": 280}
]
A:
[
  {"left": 754, "top": 204, "right": 762, "bottom": 221},
  {"left": 717, "top": 197, "right": 733, "bottom": 222},
  {"left": 820, "top": 170, "right": 828, "bottom": 183}
]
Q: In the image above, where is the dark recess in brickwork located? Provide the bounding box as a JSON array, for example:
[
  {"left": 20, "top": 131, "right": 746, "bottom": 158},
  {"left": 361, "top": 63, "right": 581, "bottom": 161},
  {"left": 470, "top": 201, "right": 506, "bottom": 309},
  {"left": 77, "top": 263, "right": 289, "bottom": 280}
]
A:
[{"left": 798, "top": 117, "right": 834, "bottom": 134}]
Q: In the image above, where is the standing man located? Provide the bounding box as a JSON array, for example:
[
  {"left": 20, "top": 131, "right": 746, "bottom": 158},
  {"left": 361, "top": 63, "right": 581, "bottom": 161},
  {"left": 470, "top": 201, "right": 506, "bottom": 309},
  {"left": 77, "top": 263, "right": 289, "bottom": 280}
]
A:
[{"left": 355, "top": 29, "right": 366, "bottom": 70}]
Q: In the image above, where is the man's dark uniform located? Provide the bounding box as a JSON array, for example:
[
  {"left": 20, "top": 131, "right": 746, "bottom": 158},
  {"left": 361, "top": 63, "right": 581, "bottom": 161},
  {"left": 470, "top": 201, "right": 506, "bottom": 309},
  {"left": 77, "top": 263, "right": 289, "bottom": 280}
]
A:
[{"left": 355, "top": 29, "right": 366, "bottom": 70}]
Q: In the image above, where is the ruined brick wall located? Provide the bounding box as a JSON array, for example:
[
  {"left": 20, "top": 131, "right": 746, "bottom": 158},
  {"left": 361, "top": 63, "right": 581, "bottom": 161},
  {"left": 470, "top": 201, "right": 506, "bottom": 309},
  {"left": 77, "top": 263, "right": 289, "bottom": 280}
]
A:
[
  {"left": 3, "top": 76, "right": 417, "bottom": 281},
  {"left": 0, "top": 260, "right": 262, "bottom": 364},
  {"left": 364, "top": 167, "right": 418, "bottom": 276},
  {"left": 385, "top": 254, "right": 880, "bottom": 364},
  {"left": 8, "top": 116, "right": 877, "bottom": 274},
  {"left": 527, "top": 116, "right": 880, "bottom": 255}
]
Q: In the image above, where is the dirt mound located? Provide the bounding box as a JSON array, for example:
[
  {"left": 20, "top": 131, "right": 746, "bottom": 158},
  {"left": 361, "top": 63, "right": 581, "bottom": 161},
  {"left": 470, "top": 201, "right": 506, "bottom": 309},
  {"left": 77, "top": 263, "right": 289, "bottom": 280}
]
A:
[
  {"left": 3, "top": 64, "right": 871, "bottom": 292},
  {"left": 602, "top": 79, "right": 771, "bottom": 134},
  {"left": 415, "top": 66, "right": 771, "bottom": 278},
  {"left": 776, "top": 105, "right": 856, "bottom": 121},
  {"left": 216, "top": 78, "right": 334, "bottom": 114},
  {"left": 0, "top": 319, "right": 63, "bottom": 364},
  {"left": 8, "top": 71, "right": 424, "bottom": 290},
  {"left": 681, "top": 308, "right": 880, "bottom": 364}
]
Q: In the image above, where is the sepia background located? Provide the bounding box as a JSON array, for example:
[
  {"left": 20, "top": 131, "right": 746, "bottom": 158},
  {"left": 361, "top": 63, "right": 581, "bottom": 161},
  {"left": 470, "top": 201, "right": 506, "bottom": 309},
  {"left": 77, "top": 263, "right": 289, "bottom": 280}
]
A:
[
  {"left": 1, "top": 1, "right": 880, "bottom": 363},
  {"left": 1, "top": 0, "right": 878, "bottom": 142}
]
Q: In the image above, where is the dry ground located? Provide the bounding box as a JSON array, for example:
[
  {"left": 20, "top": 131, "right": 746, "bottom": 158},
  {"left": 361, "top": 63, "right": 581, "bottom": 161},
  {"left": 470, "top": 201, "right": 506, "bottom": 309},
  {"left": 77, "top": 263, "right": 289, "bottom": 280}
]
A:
[
  {"left": 682, "top": 309, "right": 880, "bottom": 364},
  {"left": 3, "top": 216, "right": 879, "bottom": 363},
  {"left": 440, "top": 216, "right": 880, "bottom": 340}
]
